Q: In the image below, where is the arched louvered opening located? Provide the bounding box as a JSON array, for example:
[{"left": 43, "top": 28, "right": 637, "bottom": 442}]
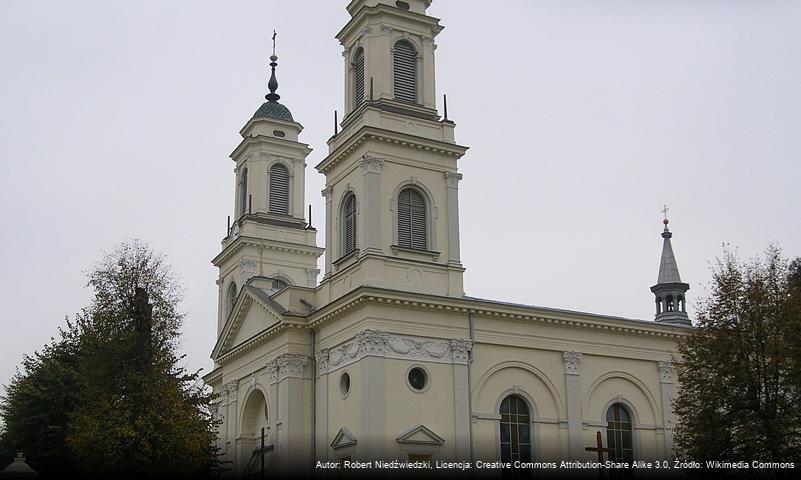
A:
[
  {"left": 269, "top": 163, "right": 290, "bottom": 215},
  {"left": 666, "top": 295, "right": 675, "bottom": 312},
  {"left": 352, "top": 48, "right": 365, "bottom": 110},
  {"left": 239, "top": 167, "right": 248, "bottom": 217},
  {"left": 227, "top": 282, "right": 238, "bottom": 316},
  {"left": 342, "top": 193, "right": 357, "bottom": 256},
  {"left": 606, "top": 403, "right": 634, "bottom": 463},
  {"left": 398, "top": 188, "right": 427, "bottom": 250},
  {"left": 393, "top": 40, "right": 417, "bottom": 103}
]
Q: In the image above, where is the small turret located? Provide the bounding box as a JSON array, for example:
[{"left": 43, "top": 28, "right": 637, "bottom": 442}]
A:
[{"left": 650, "top": 209, "right": 691, "bottom": 326}]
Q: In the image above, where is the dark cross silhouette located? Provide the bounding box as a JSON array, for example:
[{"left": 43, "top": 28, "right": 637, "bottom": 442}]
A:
[
  {"left": 252, "top": 427, "right": 274, "bottom": 480},
  {"left": 272, "top": 30, "right": 277, "bottom": 56},
  {"left": 585, "top": 430, "right": 615, "bottom": 463}
]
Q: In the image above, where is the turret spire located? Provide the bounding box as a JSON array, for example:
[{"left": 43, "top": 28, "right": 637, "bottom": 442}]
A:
[
  {"left": 266, "top": 30, "right": 280, "bottom": 103},
  {"left": 650, "top": 209, "right": 691, "bottom": 326}
]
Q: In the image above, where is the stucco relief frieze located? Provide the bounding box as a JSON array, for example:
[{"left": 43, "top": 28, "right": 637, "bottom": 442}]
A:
[
  {"left": 562, "top": 351, "right": 582, "bottom": 375},
  {"left": 319, "top": 330, "right": 473, "bottom": 373}
]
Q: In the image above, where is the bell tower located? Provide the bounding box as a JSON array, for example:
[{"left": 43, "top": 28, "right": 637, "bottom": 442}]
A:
[
  {"left": 650, "top": 211, "right": 691, "bottom": 326},
  {"left": 212, "top": 43, "right": 323, "bottom": 333},
  {"left": 317, "top": 0, "right": 468, "bottom": 303}
]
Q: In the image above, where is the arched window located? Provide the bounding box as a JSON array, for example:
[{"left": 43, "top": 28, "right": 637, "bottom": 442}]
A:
[
  {"left": 499, "top": 395, "right": 532, "bottom": 463},
  {"left": 666, "top": 295, "right": 675, "bottom": 312},
  {"left": 269, "top": 163, "right": 290, "bottom": 215},
  {"left": 398, "top": 188, "right": 427, "bottom": 250},
  {"left": 606, "top": 403, "right": 633, "bottom": 463},
  {"left": 342, "top": 193, "right": 357, "bottom": 255},
  {"left": 352, "top": 48, "right": 365, "bottom": 109},
  {"left": 227, "top": 282, "right": 238, "bottom": 316},
  {"left": 239, "top": 167, "right": 248, "bottom": 217},
  {"left": 393, "top": 40, "right": 417, "bottom": 102}
]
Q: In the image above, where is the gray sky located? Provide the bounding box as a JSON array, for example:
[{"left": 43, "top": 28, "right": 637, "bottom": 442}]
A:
[{"left": 1, "top": 0, "right": 799, "bottom": 391}]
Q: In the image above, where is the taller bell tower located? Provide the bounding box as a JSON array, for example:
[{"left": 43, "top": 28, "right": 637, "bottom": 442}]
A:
[{"left": 317, "top": 0, "right": 468, "bottom": 302}]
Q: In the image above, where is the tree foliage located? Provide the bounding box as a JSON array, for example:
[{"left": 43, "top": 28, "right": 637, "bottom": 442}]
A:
[
  {"left": 674, "top": 246, "right": 801, "bottom": 464},
  {"left": 0, "top": 241, "right": 219, "bottom": 477}
]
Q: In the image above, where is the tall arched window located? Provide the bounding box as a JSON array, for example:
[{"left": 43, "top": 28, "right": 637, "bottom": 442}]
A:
[
  {"left": 499, "top": 395, "right": 532, "bottom": 463},
  {"left": 398, "top": 188, "right": 427, "bottom": 250},
  {"left": 269, "top": 163, "right": 290, "bottom": 215},
  {"left": 393, "top": 40, "right": 417, "bottom": 102},
  {"left": 606, "top": 403, "right": 634, "bottom": 463},
  {"left": 342, "top": 193, "right": 357, "bottom": 256},
  {"left": 352, "top": 48, "right": 365, "bottom": 109},
  {"left": 239, "top": 167, "right": 248, "bottom": 217},
  {"left": 227, "top": 282, "right": 238, "bottom": 316}
]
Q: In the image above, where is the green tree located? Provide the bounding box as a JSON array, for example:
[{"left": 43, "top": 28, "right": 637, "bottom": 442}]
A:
[
  {"left": 674, "top": 246, "right": 801, "bottom": 465},
  {"left": 67, "top": 241, "right": 218, "bottom": 477},
  {"left": 0, "top": 322, "right": 81, "bottom": 475}
]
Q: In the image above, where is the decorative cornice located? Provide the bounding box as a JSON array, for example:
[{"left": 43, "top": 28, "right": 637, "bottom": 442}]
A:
[
  {"left": 321, "top": 329, "right": 472, "bottom": 374},
  {"left": 359, "top": 155, "right": 384, "bottom": 174},
  {"left": 562, "top": 351, "right": 583, "bottom": 375},
  {"left": 658, "top": 360, "right": 675, "bottom": 383},
  {"left": 445, "top": 171, "right": 463, "bottom": 189}
]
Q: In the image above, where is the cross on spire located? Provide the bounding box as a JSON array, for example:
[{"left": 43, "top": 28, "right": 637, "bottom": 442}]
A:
[
  {"left": 272, "top": 30, "right": 277, "bottom": 57},
  {"left": 662, "top": 204, "right": 670, "bottom": 222}
]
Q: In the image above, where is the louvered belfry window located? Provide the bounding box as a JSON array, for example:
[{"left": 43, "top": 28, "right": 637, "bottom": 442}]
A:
[
  {"left": 352, "top": 48, "right": 365, "bottom": 109},
  {"left": 393, "top": 40, "right": 417, "bottom": 102},
  {"left": 269, "top": 163, "right": 290, "bottom": 215},
  {"left": 239, "top": 167, "right": 248, "bottom": 216},
  {"left": 398, "top": 188, "right": 427, "bottom": 250},
  {"left": 343, "top": 193, "right": 357, "bottom": 255}
]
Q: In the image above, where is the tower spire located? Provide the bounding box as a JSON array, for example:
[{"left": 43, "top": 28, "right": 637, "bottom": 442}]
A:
[
  {"left": 650, "top": 208, "right": 690, "bottom": 326},
  {"left": 266, "top": 30, "right": 280, "bottom": 103}
]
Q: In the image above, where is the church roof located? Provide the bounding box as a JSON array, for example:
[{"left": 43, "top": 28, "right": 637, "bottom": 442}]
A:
[
  {"left": 253, "top": 100, "right": 294, "bottom": 122},
  {"left": 656, "top": 223, "right": 682, "bottom": 284}
]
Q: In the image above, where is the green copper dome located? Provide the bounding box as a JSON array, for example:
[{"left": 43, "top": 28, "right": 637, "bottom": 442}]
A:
[{"left": 253, "top": 101, "right": 294, "bottom": 122}]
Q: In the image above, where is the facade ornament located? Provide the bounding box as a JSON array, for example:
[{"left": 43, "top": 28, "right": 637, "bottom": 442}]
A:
[
  {"left": 359, "top": 155, "right": 384, "bottom": 174},
  {"left": 321, "top": 186, "right": 333, "bottom": 199},
  {"left": 450, "top": 339, "right": 473, "bottom": 363},
  {"left": 276, "top": 353, "right": 309, "bottom": 380},
  {"left": 562, "top": 351, "right": 582, "bottom": 375},
  {"left": 658, "top": 360, "right": 675, "bottom": 383},
  {"left": 259, "top": 151, "right": 270, "bottom": 161},
  {"left": 315, "top": 349, "right": 330, "bottom": 375},
  {"left": 357, "top": 330, "right": 389, "bottom": 355},
  {"left": 225, "top": 381, "right": 239, "bottom": 403},
  {"left": 444, "top": 171, "right": 463, "bottom": 188},
  {"left": 266, "top": 360, "right": 279, "bottom": 384},
  {"left": 380, "top": 24, "right": 394, "bottom": 34}
]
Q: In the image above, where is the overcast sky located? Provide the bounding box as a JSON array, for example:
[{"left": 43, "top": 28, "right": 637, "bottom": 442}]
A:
[{"left": 1, "top": 0, "right": 799, "bottom": 391}]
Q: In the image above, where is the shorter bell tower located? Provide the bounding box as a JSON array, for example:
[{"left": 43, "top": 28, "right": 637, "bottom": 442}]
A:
[
  {"left": 650, "top": 211, "right": 690, "bottom": 326},
  {"left": 212, "top": 43, "right": 323, "bottom": 334}
]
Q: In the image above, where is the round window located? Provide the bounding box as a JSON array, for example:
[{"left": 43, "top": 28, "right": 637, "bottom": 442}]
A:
[
  {"left": 339, "top": 372, "right": 351, "bottom": 397},
  {"left": 407, "top": 367, "right": 428, "bottom": 392}
]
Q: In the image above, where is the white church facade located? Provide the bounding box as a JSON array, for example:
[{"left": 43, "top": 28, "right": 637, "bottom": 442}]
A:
[{"left": 203, "top": 0, "right": 692, "bottom": 476}]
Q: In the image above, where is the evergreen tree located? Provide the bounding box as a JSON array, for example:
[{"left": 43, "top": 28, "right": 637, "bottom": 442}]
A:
[{"left": 674, "top": 246, "right": 801, "bottom": 465}]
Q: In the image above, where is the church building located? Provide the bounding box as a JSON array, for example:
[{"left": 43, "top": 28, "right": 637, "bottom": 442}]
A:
[{"left": 203, "top": 0, "right": 692, "bottom": 475}]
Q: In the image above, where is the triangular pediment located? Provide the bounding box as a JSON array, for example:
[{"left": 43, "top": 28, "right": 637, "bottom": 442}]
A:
[
  {"left": 330, "top": 427, "right": 357, "bottom": 449},
  {"left": 396, "top": 424, "right": 444, "bottom": 445},
  {"left": 211, "top": 285, "right": 287, "bottom": 360}
]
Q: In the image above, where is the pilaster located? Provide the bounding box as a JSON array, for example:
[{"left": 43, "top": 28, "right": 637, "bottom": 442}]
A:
[
  {"left": 658, "top": 360, "right": 677, "bottom": 459},
  {"left": 359, "top": 155, "right": 384, "bottom": 255},
  {"left": 562, "top": 351, "right": 583, "bottom": 459}
]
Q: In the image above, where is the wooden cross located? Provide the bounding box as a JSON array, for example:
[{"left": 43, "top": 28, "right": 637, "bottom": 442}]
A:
[
  {"left": 585, "top": 430, "right": 615, "bottom": 463},
  {"left": 252, "top": 427, "right": 274, "bottom": 480}
]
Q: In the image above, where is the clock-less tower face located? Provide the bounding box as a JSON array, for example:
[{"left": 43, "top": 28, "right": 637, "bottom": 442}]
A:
[{"left": 316, "top": 0, "right": 468, "bottom": 304}]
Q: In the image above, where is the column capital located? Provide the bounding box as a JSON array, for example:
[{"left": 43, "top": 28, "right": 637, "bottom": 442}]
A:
[
  {"left": 450, "top": 339, "right": 473, "bottom": 364},
  {"left": 445, "top": 171, "right": 463, "bottom": 189},
  {"left": 658, "top": 360, "right": 675, "bottom": 383},
  {"left": 315, "top": 349, "right": 330, "bottom": 375},
  {"left": 276, "top": 353, "right": 310, "bottom": 380},
  {"left": 359, "top": 155, "right": 384, "bottom": 174},
  {"left": 321, "top": 186, "right": 333, "bottom": 199},
  {"left": 562, "top": 351, "right": 583, "bottom": 375}
]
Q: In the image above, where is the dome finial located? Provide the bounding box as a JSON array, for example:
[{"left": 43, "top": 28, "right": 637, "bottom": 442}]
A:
[
  {"left": 266, "top": 30, "right": 280, "bottom": 103},
  {"left": 661, "top": 204, "right": 671, "bottom": 235}
]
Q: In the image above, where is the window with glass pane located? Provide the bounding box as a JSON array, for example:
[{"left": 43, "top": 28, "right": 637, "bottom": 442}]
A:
[
  {"left": 397, "top": 188, "right": 426, "bottom": 250},
  {"left": 343, "top": 194, "right": 357, "bottom": 255},
  {"left": 606, "top": 403, "right": 634, "bottom": 463},
  {"left": 499, "top": 395, "right": 532, "bottom": 463}
]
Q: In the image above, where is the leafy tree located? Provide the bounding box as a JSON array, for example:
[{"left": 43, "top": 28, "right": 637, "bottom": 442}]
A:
[
  {"left": 674, "top": 246, "right": 801, "bottom": 465},
  {"left": 67, "top": 241, "right": 218, "bottom": 477},
  {"left": 0, "top": 241, "right": 219, "bottom": 478},
  {"left": 0, "top": 321, "right": 81, "bottom": 475}
]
